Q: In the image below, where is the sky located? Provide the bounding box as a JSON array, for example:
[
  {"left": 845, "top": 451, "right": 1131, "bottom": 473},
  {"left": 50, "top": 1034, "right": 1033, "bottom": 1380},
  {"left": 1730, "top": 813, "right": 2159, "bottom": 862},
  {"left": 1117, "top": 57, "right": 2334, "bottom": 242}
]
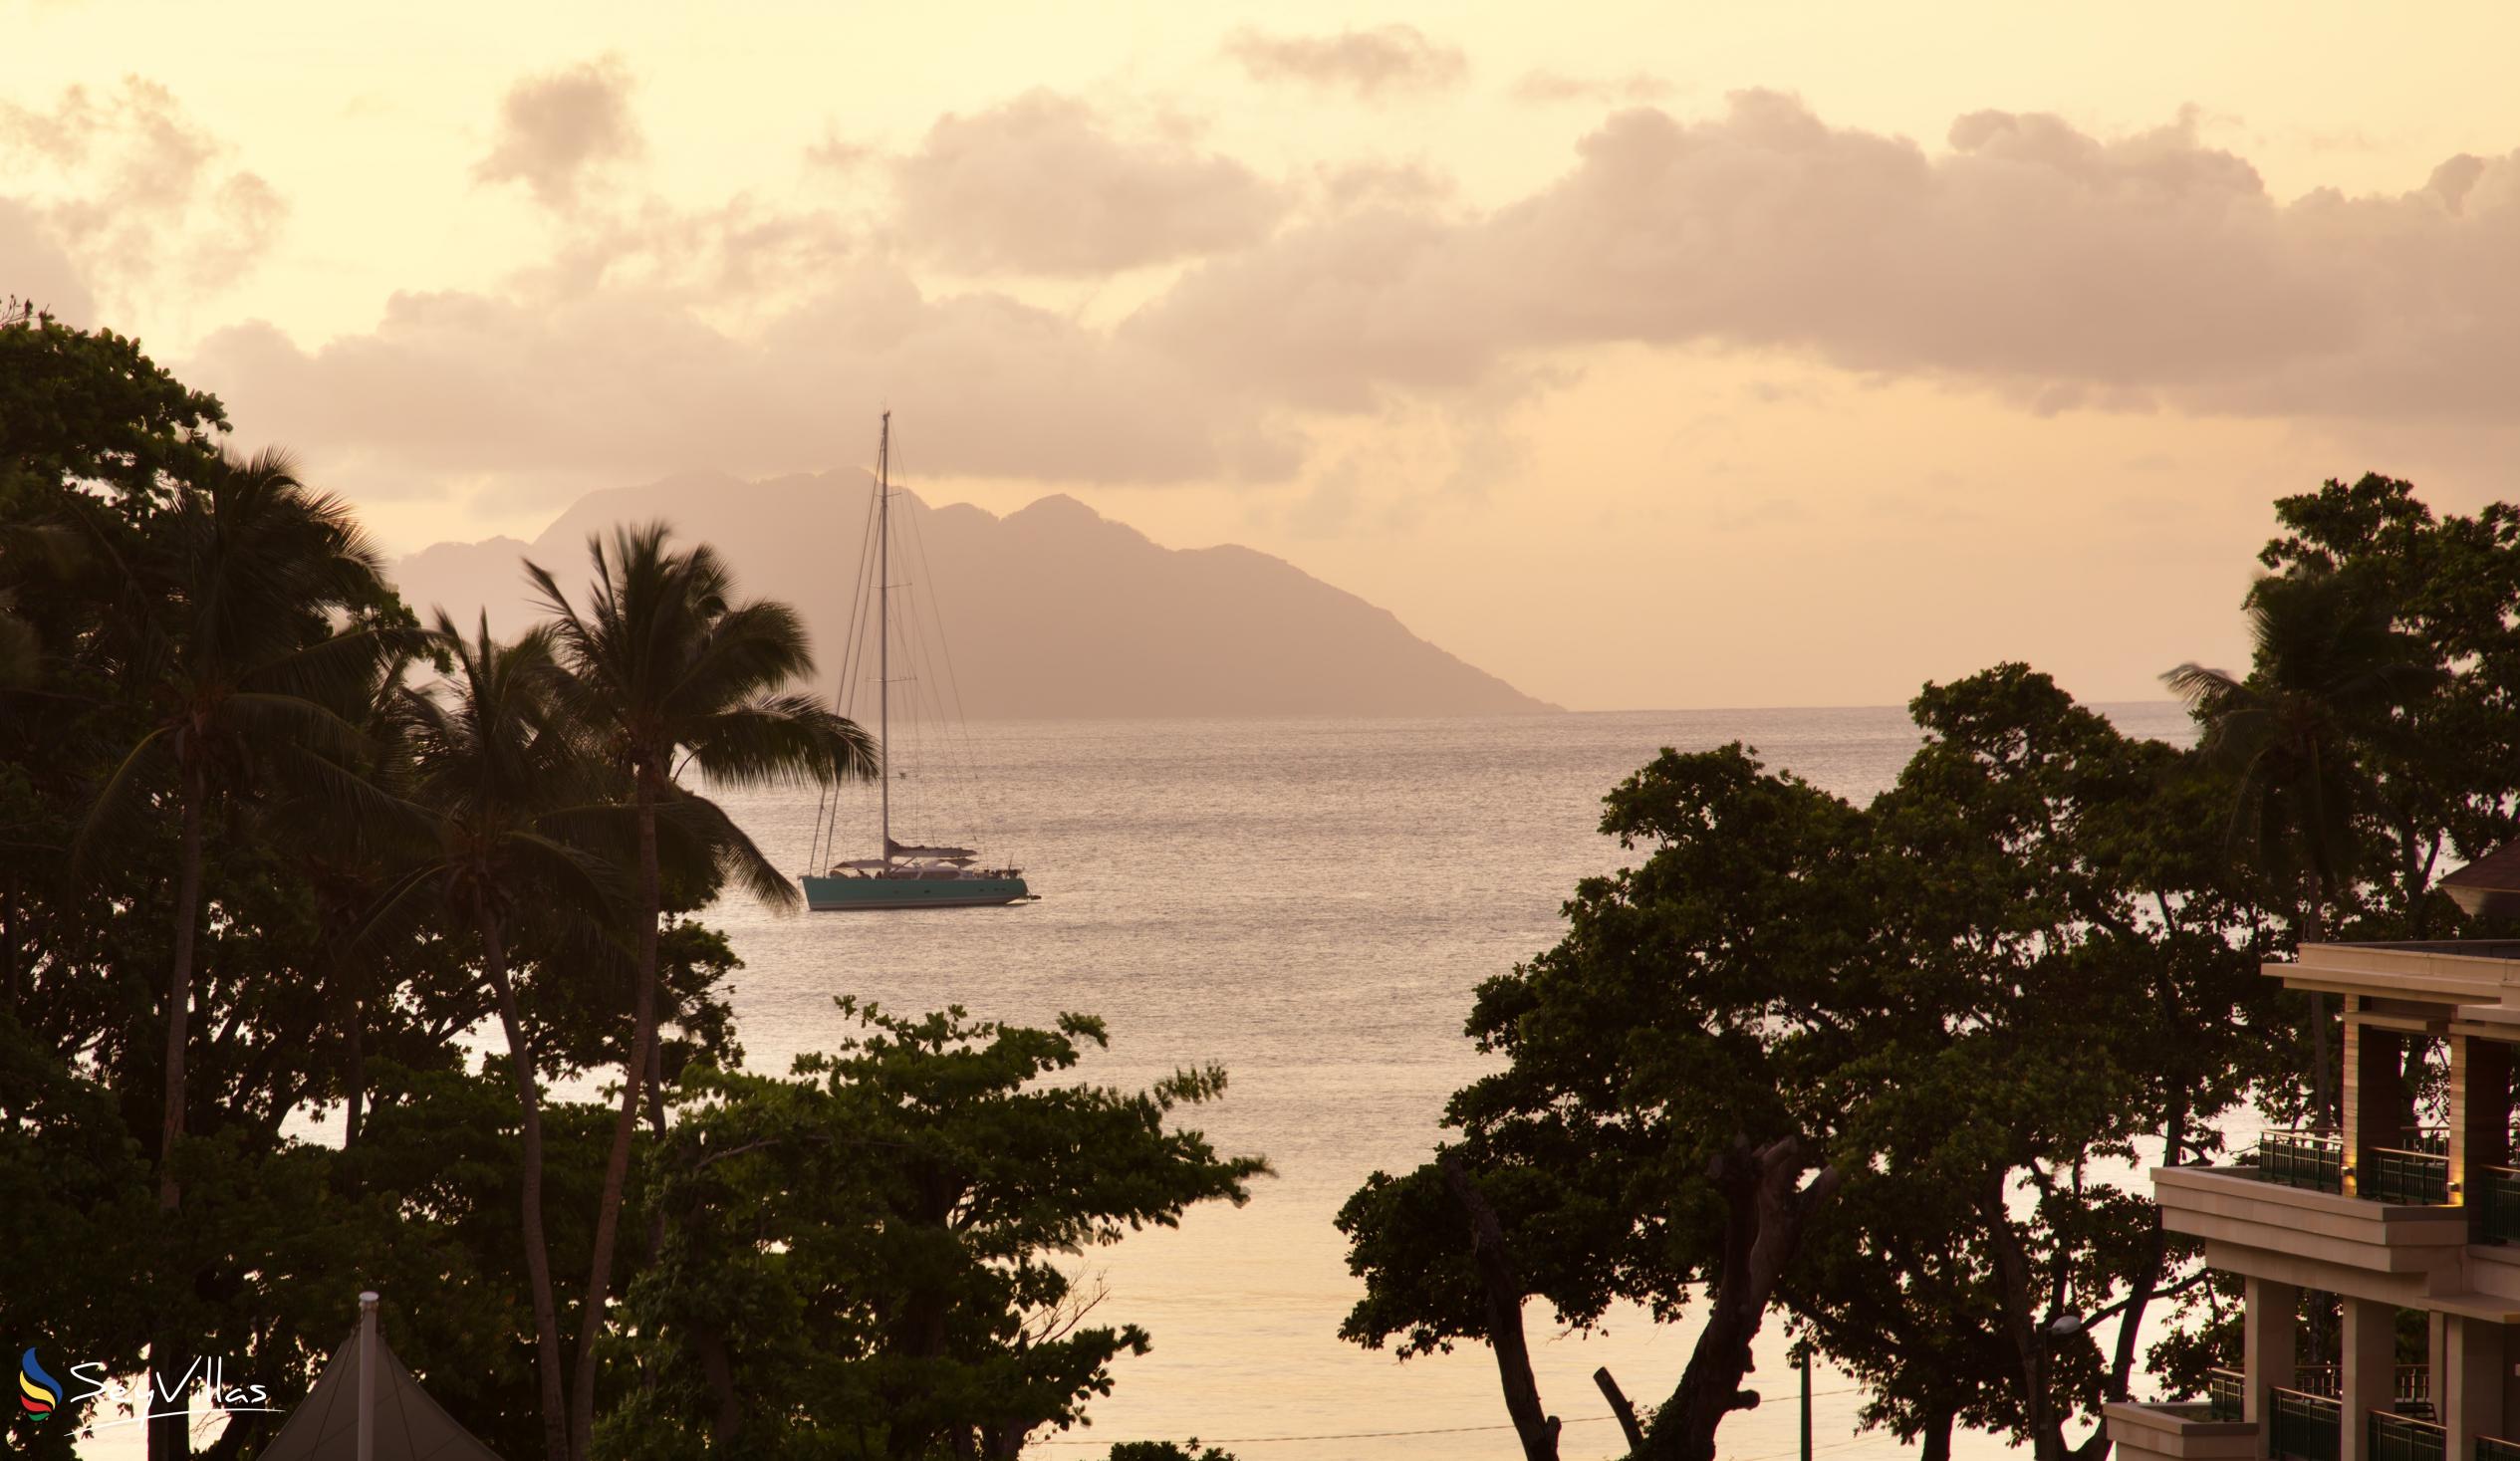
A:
[{"left": 9, "top": 1, "right": 2520, "bottom": 711}]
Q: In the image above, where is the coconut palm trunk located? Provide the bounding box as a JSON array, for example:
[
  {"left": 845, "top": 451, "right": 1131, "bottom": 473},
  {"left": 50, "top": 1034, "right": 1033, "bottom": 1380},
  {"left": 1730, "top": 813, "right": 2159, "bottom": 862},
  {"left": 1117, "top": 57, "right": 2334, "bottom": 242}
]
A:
[
  {"left": 149, "top": 766, "right": 205, "bottom": 1461},
  {"left": 160, "top": 764, "right": 205, "bottom": 1210},
  {"left": 480, "top": 903, "right": 571, "bottom": 1461},
  {"left": 570, "top": 765, "right": 664, "bottom": 1461},
  {"left": 2305, "top": 872, "right": 2333, "bottom": 1127}
]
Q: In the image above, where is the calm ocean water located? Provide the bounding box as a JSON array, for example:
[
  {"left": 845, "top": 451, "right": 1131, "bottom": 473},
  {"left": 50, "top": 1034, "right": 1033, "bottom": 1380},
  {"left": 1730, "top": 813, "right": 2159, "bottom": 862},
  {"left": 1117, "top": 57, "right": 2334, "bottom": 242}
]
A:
[{"left": 705, "top": 703, "right": 2200, "bottom": 1460}]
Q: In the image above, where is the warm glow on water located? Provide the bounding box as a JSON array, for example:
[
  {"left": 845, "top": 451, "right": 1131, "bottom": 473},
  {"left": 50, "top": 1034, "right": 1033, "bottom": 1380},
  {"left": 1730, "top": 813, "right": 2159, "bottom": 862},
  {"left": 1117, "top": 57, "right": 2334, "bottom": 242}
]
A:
[{"left": 703, "top": 704, "right": 2196, "bottom": 1458}]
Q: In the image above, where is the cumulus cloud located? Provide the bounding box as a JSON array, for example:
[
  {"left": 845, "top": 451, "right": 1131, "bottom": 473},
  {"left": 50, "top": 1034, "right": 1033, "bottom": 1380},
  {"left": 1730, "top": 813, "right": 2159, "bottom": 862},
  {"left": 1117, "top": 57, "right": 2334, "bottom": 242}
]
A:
[
  {"left": 1127, "top": 91, "right": 2520, "bottom": 424},
  {"left": 892, "top": 92, "right": 1283, "bottom": 274},
  {"left": 184, "top": 262, "right": 1300, "bottom": 505},
  {"left": 163, "top": 87, "right": 2520, "bottom": 514},
  {"left": 1222, "top": 25, "right": 1467, "bottom": 99},
  {"left": 473, "top": 56, "right": 644, "bottom": 208},
  {"left": 0, "top": 77, "right": 286, "bottom": 318}
]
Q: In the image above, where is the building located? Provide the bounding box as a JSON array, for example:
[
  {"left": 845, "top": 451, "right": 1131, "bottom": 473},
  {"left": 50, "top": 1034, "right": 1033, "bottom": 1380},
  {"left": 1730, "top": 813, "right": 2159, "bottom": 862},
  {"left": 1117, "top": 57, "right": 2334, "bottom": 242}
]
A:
[{"left": 2106, "top": 852, "right": 2520, "bottom": 1461}]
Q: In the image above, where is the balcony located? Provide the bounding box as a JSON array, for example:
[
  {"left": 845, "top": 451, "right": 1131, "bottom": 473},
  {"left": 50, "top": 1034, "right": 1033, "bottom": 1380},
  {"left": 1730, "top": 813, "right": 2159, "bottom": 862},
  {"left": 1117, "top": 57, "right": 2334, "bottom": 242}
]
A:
[
  {"left": 2478, "top": 1437, "right": 2520, "bottom": 1461},
  {"left": 2363, "top": 1131, "right": 2451, "bottom": 1206},
  {"left": 2260, "top": 1130, "right": 2346, "bottom": 1194},
  {"left": 2104, "top": 1399, "right": 2259, "bottom": 1461},
  {"left": 2368, "top": 1412, "right": 2444, "bottom": 1461},
  {"left": 2272, "top": 1386, "right": 2342, "bottom": 1461},
  {"left": 2207, "top": 1367, "right": 2245, "bottom": 1421},
  {"left": 2477, "top": 1166, "right": 2520, "bottom": 1243}
]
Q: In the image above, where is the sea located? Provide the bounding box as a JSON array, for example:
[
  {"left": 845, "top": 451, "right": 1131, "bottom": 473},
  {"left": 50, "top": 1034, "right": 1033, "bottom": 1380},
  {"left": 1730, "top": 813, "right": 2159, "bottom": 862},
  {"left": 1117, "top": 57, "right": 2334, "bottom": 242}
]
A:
[{"left": 704, "top": 703, "right": 2203, "bottom": 1461}]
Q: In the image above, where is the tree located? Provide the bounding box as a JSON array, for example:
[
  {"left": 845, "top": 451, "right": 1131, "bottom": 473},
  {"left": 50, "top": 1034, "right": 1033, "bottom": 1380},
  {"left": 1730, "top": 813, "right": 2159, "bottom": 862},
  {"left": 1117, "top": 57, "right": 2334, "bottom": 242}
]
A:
[
  {"left": 2250, "top": 474, "right": 2520, "bottom": 934},
  {"left": 2165, "top": 560, "right": 2443, "bottom": 1124},
  {"left": 524, "top": 524, "right": 877, "bottom": 1461},
  {"left": 70, "top": 447, "right": 404, "bottom": 1460},
  {"left": 1339, "top": 744, "right": 1889, "bottom": 1461},
  {"left": 602, "top": 1003, "right": 1267, "bottom": 1460},
  {"left": 372, "top": 611, "right": 621, "bottom": 1461},
  {"left": 1817, "top": 667, "right": 2275, "bottom": 1461}
]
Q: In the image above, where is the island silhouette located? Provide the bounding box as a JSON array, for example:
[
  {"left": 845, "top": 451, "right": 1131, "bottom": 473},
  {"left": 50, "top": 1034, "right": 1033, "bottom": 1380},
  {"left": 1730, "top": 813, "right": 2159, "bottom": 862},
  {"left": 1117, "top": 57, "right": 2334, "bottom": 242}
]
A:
[{"left": 395, "top": 469, "right": 1556, "bottom": 719}]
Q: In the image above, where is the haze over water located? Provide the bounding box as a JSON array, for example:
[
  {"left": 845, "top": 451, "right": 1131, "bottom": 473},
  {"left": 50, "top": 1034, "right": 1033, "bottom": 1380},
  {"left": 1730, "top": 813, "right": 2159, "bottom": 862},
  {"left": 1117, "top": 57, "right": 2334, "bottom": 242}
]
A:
[{"left": 707, "top": 703, "right": 2197, "bottom": 1460}]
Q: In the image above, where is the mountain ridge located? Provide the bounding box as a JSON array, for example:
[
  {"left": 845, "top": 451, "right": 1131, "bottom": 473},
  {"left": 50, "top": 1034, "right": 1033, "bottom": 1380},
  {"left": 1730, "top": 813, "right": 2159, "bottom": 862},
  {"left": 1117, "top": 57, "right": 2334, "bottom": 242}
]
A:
[{"left": 392, "top": 471, "right": 1556, "bottom": 719}]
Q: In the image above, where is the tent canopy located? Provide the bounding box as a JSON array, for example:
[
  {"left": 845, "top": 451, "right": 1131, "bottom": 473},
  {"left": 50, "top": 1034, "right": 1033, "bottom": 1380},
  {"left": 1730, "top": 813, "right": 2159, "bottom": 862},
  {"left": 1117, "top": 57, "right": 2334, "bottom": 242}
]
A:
[{"left": 256, "top": 1300, "right": 502, "bottom": 1461}]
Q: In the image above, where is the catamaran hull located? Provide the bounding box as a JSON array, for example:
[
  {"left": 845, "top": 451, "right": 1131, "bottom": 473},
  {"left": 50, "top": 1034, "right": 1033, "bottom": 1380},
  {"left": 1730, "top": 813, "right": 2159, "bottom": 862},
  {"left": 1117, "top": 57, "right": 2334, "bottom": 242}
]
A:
[{"left": 803, "top": 875, "right": 1031, "bottom": 911}]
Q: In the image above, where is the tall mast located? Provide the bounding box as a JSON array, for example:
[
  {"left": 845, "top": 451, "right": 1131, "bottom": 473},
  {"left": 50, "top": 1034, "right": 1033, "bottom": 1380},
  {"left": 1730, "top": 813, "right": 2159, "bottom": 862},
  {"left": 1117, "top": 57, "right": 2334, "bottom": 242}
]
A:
[{"left": 878, "top": 411, "right": 890, "bottom": 865}]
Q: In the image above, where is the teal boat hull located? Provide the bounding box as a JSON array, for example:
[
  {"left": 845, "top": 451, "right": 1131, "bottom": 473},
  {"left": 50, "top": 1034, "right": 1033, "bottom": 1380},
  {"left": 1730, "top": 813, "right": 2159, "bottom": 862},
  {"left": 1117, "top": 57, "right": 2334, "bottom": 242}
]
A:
[{"left": 803, "top": 874, "right": 1031, "bottom": 911}]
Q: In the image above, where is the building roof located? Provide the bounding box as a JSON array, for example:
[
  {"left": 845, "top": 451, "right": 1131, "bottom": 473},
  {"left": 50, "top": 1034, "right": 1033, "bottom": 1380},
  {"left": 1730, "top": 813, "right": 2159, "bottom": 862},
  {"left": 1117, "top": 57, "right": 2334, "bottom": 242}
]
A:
[{"left": 2442, "top": 844, "right": 2520, "bottom": 918}]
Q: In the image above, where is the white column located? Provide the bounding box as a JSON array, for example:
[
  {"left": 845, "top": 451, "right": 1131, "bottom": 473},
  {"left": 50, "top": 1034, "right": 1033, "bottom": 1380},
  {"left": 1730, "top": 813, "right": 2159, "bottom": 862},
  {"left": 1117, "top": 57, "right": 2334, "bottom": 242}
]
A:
[
  {"left": 2341, "top": 1297, "right": 2395, "bottom": 1461},
  {"left": 2246, "top": 1277, "right": 2301, "bottom": 1445},
  {"left": 2447, "top": 1315, "right": 2505, "bottom": 1461}
]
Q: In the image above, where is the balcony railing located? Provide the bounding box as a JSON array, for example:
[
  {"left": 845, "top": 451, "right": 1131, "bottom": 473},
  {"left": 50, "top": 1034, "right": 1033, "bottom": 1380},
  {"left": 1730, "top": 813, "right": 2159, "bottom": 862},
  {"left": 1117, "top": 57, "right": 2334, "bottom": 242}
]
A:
[
  {"left": 2258, "top": 1130, "right": 2347, "bottom": 1193},
  {"left": 2477, "top": 1436, "right": 2520, "bottom": 1461},
  {"left": 2369, "top": 1412, "right": 2445, "bottom": 1461},
  {"left": 2363, "top": 1142, "right": 2451, "bottom": 1205},
  {"left": 2273, "top": 1387, "right": 2342, "bottom": 1461},
  {"left": 2208, "top": 1367, "right": 2245, "bottom": 1421},
  {"left": 2287, "top": 1365, "right": 2429, "bottom": 1405},
  {"left": 2478, "top": 1166, "right": 2520, "bottom": 1243}
]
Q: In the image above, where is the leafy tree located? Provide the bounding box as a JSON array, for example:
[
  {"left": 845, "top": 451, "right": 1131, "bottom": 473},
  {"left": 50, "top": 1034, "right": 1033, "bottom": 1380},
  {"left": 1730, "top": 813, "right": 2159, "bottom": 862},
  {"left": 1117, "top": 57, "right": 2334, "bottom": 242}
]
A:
[
  {"left": 2165, "top": 558, "right": 2443, "bottom": 1123},
  {"left": 2250, "top": 474, "right": 2520, "bottom": 932},
  {"left": 1107, "top": 1444, "right": 1239, "bottom": 1461},
  {"left": 603, "top": 1003, "right": 1267, "bottom": 1460},
  {"left": 1340, "top": 743, "right": 1890, "bottom": 1461},
  {"left": 524, "top": 524, "right": 878, "bottom": 1460},
  {"left": 1813, "top": 667, "right": 2274, "bottom": 1461}
]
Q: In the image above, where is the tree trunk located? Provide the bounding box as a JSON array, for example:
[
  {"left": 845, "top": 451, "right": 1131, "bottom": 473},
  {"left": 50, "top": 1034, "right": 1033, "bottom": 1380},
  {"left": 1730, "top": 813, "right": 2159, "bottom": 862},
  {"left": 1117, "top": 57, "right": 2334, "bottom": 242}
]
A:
[
  {"left": 1438, "top": 1151, "right": 1560, "bottom": 1461},
  {"left": 1640, "top": 1136, "right": 1845, "bottom": 1461},
  {"left": 1919, "top": 1407, "right": 1956, "bottom": 1461},
  {"left": 1982, "top": 1178, "right": 2067, "bottom": 1461},
  {"left": 570, "top": 768, "right": 664, "bottom": 1461},
  {"left": 484, "top": 906, "right": 570, "bottom": 1461},
  {"left": 150, "top": 772, "right": 206, "bottom": 1461},
  {"left": 2305, "top": 876, "right": 2333, "bottom": 1126}
]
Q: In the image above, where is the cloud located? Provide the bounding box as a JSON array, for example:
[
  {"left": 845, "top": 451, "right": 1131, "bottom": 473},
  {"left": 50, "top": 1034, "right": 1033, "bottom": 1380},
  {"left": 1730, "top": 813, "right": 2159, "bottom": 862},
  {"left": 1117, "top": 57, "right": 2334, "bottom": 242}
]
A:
[
  {"left": 154, "top": 87, "right": 2520, "bottom": 517},
  {"left": 1222, "top": 25, "right": 1467, "bottom": 99},
  {"left": 473, "top": 56, "right": 644, "bottom": 208},
  {"left": 892, "top": 91, "right": 1283, "bottom": 274},
  {"left": 0, "top": 199, "right": 96, "bottom": 321},
  {"left": 183, "top": 262, "right": 1301, "bottom": 507},
  {"left": 1126, "top": 91, "right": 2520, "bottom": 425},
  {"left": 1510, "top": 71, "right": 1673, "bottom": 106},
  {"left": 804, "top": 125, "right": 873, "bottom": 175},
  {"left": 0, "top": 77, "right": 285, "bottom": 318}
]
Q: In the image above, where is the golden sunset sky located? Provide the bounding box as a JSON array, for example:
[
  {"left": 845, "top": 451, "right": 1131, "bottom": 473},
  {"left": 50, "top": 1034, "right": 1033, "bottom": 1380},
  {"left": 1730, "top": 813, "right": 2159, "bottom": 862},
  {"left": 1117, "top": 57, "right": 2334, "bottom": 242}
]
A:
[{"left": 11, "top": 1, "right": 2520, "bottom": 709}]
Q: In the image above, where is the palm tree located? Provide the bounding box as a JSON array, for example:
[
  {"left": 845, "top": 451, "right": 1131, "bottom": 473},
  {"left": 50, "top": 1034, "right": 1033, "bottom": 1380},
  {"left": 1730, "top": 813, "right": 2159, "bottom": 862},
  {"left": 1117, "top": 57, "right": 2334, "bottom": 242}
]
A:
[
  {"left": 361, "top": 610, "right": 619, "bottom": 1461},
  {"left": 71, "top": 447, "right": 399, "bottom": 1461},
  {"left": 2165, "top": 565, "right": 2443, "bottom": 1126},
  {"left": 525, "top": 523, "right": 876, "bottom": 1461}
]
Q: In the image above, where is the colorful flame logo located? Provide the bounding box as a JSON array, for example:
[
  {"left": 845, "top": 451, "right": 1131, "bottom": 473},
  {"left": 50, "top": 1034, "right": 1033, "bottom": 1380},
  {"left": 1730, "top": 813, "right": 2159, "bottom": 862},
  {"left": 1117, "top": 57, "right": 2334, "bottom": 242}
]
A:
[{"left": 17, "top": 1348, "right": 60, "bottom": 1419}]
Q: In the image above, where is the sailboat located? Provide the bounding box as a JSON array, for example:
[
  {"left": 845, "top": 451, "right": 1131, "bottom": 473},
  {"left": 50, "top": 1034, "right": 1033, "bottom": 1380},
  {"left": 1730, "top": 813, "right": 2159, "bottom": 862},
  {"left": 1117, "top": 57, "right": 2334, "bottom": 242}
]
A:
[{"left": 803, "top": 414, "right": 1032, "bottom": 911}]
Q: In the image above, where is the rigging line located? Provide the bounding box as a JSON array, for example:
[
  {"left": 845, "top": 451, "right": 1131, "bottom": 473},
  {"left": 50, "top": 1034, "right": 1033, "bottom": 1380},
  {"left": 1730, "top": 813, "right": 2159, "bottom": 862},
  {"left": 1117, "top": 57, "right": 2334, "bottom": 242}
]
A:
[
  {"left": 897, "top": 511, "right": 971, "bottom": 846},
  {"left": 900, "top": 471, "right": 993, "bottom": 845},
  {"left": 887, "top": 441, "right": 982, "bottom": 853},
  {"left": 825, "top": 463, "right": 884, "bottom": 858}
]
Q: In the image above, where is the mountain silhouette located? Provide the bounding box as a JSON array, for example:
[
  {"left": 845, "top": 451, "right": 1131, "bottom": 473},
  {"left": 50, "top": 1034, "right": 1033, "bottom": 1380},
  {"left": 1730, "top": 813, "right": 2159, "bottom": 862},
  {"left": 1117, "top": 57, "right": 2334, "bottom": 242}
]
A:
[{"left": 392, "top": 470, "right": 1555, "bottom": 718}]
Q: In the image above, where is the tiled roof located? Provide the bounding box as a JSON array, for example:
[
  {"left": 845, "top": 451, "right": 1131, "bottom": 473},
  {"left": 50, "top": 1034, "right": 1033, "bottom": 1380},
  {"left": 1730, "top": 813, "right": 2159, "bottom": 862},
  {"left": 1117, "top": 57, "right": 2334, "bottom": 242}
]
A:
[{"left": 2442, "top": 843, "right": 2520, "bottom": 917}]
